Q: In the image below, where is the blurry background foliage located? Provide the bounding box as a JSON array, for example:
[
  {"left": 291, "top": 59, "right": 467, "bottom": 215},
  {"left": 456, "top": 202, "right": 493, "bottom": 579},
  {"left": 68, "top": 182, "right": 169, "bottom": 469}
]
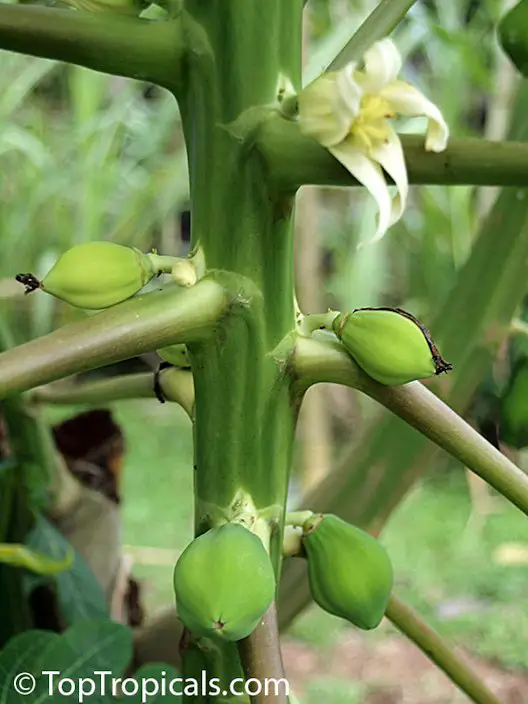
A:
[{"left": 1, "top": 0, "right": 528, "bottom": 700}]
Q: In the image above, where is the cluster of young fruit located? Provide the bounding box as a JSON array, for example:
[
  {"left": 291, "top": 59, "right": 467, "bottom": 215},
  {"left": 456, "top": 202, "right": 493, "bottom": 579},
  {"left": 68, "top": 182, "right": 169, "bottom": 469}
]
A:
[{"left": 172, "top": 515, "right": 393, "bottom": 642}]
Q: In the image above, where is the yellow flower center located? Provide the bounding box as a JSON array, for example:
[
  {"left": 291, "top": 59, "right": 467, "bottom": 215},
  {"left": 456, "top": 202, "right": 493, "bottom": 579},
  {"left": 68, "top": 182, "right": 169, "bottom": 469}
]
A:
[{"left": 350, "top": 94, "right": 395, "bottom": 153}]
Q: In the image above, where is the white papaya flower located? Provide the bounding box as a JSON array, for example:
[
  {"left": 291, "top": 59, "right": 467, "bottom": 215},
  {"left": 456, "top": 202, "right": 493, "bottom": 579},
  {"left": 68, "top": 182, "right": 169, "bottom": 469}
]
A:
[{"left": 298, "top": 38, "right": 449, "bottom": 244}]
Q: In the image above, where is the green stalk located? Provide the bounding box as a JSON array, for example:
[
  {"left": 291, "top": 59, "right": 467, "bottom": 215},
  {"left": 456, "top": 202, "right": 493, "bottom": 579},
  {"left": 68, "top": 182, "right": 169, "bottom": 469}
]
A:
[
  {"left": 385, "top": 595, "right": 501, "bottom": 704},
  {"left": 0, "top": 5, "right": 187, "bottom": 88},
  {"left": 293, "top": 337, "right": 528, "bottom": 516},
  {"left": 175, "top": 0, "right": 303, "bottom": 695},
  {"left": 237, "top": 604, "right": 288, "bottom": 704},
  {"left": 30, "top": 369, "right": 195, "bottom": 418},
  {"left": 0, "top": 280, "right": 228, "bottom": 399},
  {"left": 280, "top": 84, "right": 528, "bottom": 630},
  {"left": 327, "top": 0, "right": 419, "bottom": 71},
  {"left": 257, "top": 121, "right": 528, "bottom": 190}
]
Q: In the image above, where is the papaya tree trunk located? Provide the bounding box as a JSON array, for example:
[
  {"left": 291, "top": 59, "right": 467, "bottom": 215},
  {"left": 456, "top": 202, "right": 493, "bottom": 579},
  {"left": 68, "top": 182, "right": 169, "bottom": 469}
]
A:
[{"left": 174, "top": 1, "right": 303, "bottom": 696}]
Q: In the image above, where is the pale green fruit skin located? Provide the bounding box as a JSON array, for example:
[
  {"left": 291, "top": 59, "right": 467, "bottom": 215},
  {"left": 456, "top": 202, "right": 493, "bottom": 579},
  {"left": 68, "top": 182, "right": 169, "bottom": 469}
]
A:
[
  {"left": 173, "top": 523, "right": 275, "bottom": 642},
  {"left": 303, "top": 514, "right": 393, "bottom": 630},
  {"left": 333, "top": 309, "right": 435, "bottom": 385},
  {"left": 42, "top": 242, "right": 155, "bottom": 309}
]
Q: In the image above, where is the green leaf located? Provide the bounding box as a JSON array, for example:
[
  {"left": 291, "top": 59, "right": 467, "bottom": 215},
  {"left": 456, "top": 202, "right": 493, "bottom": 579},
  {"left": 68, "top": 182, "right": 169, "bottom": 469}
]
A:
[
  {"left": 25, "top": 515, "right": 109, "bottom": 623},
  {"left": 27, "top": 620, "right": 132, "bottom": 703},
  {"left": 0, "top": 543, "right": 72, "bottom": 575},
  {"left": 498, "top": 0, "right": 528, "bottom": 77},
  {"left": 0, "top": 631, "right": 58, "bottom": 704},
  {"left": 127, "top": 664, "right": 182, "bottom": 703}
]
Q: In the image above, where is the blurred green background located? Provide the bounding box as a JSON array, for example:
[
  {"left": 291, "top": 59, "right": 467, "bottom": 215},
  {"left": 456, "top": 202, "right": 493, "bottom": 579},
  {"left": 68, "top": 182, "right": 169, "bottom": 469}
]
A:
[{"left": 1, "top": 0, "right": 528, "bottom": 702}]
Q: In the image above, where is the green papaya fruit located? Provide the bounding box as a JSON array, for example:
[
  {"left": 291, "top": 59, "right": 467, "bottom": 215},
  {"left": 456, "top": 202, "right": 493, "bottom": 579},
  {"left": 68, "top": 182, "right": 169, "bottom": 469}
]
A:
[
  {"left": 332, "top": 307, "right": 452, "bottom": 386},
  {"left": 173, "top": 523, "right": 275, "bottom": 642},
  {"left": 499, "top": 357, "right": 528, "bottom": 448},
  {"left": 498, "top": 0, "right": 528, "bottom": 77},
  {"left": 16, "top": 241, "right": 155, "bottom": 309},
  {"left": 302, "top": 513, "right": 393, "bottom": 630}
]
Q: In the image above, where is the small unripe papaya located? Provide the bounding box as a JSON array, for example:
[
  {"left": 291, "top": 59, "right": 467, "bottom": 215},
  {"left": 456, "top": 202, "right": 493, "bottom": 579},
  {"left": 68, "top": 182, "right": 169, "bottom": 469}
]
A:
[
  {"left": 17, "top": 241, "right": 155, "bottom": 309},
  {"left": 498, "top": 0, "right": 528, "bottom": 77},
  {"left": 332, "top": 307, "right": 452, "bottom": 385},
  {"left": 302, "top": 514, "right": 393, "bottom": 630},
  {"left": 173, "top": 523, "right": 275, "bottom": 642}
]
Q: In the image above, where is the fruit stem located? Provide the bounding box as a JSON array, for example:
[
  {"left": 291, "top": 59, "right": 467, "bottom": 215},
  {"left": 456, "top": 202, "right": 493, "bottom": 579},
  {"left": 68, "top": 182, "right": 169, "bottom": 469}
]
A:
[
  {"left": 29, "top": 369, "right": 195, "bottom": 418},
  {"left": 296, "top": 311, "right": 339, "bottom": 337},
  {"left": 386, "top": 594, "right": 502, "bottom": 704},
  {"left": 237, "top": 603, "right": 288, "bottom": 704},
  {"left": 0, "top": 279, "right": 229, "bottom": 399},
  {"left": 282, "top": 526, "right": 303, "bottom": 557},
  {"left": 293, "top": 336, "right": 528, "bottom": 517},
  {"left": 283, "top": 510, "right": 313, "bottom": 527},
  {"left": 147, "top": 253, "right": 183, "bottom": 274}
]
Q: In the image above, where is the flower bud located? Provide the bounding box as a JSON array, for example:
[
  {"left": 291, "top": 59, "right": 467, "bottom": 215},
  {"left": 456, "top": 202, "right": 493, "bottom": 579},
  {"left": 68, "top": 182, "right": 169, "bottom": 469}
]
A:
[
  {"left": 332, "top": 307, "right": 452, "bottom": 386},
  {"left": 302, "top": 514, "right": 393, "bottom": 630},
  {"left": 171, "top": 260, "right": 197, "bottom": 288},
  {"left": 17, "top": 242, "right": 156, "bottom": 310}
]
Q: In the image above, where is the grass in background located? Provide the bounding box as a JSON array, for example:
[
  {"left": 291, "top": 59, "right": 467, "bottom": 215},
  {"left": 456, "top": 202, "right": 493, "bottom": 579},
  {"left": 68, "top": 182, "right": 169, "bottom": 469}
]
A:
[
  {"left": 119, "top": 401, "right": 193, "bottom": 609},
  {"left": 382, "top": 473, "right": 528, "bottom": 670}
]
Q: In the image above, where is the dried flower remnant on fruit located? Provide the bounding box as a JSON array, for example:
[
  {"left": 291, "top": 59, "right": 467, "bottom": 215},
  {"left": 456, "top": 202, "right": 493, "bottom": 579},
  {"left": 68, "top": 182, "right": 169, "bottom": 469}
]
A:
[
  {"left": 332, "top": 306, "right": 452, "bottom": 386},
  {"left": 15, "top": 273, "right": 41, "bottom": 294},
  {"left": 298, "top": 38, "right": 449, "bottom": 243}
]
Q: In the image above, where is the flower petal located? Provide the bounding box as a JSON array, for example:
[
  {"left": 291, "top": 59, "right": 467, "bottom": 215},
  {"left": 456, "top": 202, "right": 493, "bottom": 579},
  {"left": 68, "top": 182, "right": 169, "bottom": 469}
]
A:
[
  {"left": 380, "top": 80, "right": 449, "bottom": 151},
  {"left": 369, "top": 123, "right": 408, "bottom": 227},
  {"left": 335, "top": 62, "right": 363, "bottom": 116},
  {"left": 360, "top": 38, "right": 403, "bottom": 94},
  {"left": 329, "top": 140, "right": 392, "bottom": 242},
  {"left": 299, "top": 73, "right": 352, "bottom": 147}
]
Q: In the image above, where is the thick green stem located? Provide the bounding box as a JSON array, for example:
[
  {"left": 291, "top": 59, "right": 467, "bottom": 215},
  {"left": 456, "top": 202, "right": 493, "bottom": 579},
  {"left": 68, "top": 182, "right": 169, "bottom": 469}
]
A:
[
  {"left": 237, "top": 604, "right": 288, "bottom": 704},
  {"left": 0, "top": 280, "right": 229, "bottom": 399},
  {"left": 0, "top": 5, "right": 187, "bottom": 89},
  {"left": 178, "top": 0, "right": 303, "bottom": 696},
  {"left": 258, "top": 118, "right": 528, "bottom": 191},
  {"left": 30, "top": 368, "right": 195, "bottom": 418},
  {"left": 326, "top": 0, "right": 419, "bottom": 71},
  {"left": 181, "top": 0, "right": 302, "bottom": 544},
  {"left": 293, "top": 337, "right": 528, "bottom": 516},
  {"left": 386, "top": 595, "right": 502, "bottom": 704}
]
